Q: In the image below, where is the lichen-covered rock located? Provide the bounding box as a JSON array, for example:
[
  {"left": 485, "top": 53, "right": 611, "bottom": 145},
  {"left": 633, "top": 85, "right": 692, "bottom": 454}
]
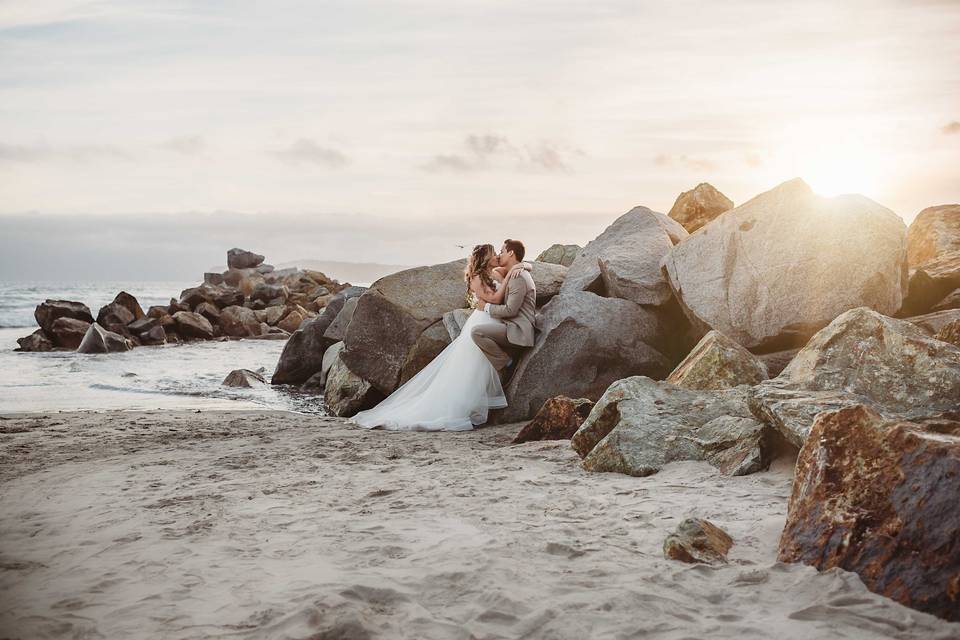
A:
[
  {"left": 512, "top": 396, "right": 594, "bottom": 444},
  {"left": 172, "top": 311, "right": 214, "bottom": 340},
  {"left": 536, "top": 243, "right": 580, "bottom": 267},
  {"left": 77, "top": 323, "right": 131, "bottom": 354},
  {"left": 341, "top": 260, "right": 468, "bottom": 395},
  {"left": 666, "top": 330, "right": 768, "bottom": 390},
  {"left": 496, "top": 292, "right": 673, "bottom": 423},
  {"left": 271, "top": 286, "right": 367, "bottom": 385},
  {"left": 663, "top": 518, "right": 734, "bottom": 565},
  {"left": 16, "top": 329, "right": 54, "bottom": 352},
  {"left": 934, "top": 319, "right": 960, "bottom": 348},
  {"left": 572, "top": 377, "right": 767, "bottom": 477},
  {"left": 561, "top": 206, "right": 688, "bottom": 306},
  {"left": 49, "top": 317, "right": 91, "bottom": 349},
  {"left": 219, "top": 305, "right": 262, "bottom": 337},
  {"left": 778, "top": 404, "right": 960, "bottom": 622},
  {"left": 222, "top": 369, "right": 266, "bottom": 387},
  {"left": 227, "top": 247, "right": 265, "bottom": 270},
  {"left": 34, "top": 300, "right": 94, "bottom": 334},
  {"left": 324, "top": 351, "right": 382, "bottom": 417},
  {"left": 749, "top": 307, "right": 960, "bottom": 448},
  {"left": 662, "top": 178, "right": 908, "bottom": 351},
  {"left": 667, "top": 183, "right": 734, "bottom": 234}
]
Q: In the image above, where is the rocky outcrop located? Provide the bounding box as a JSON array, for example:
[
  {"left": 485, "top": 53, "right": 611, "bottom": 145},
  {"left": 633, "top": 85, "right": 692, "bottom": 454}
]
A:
[
  {"left": 227, "top": 247, "right": 265, "bottom": 270},
  {"left": 571, "top": 377, "right": 767, "bottom": 477},
  {"left": 34, "top": 300, "right": 94, "bottom": 334},
  {"left": 667, "top": 183, "right": 734, "bottom": 234},
  {"left": 512, "top": 396, "right": 594, "bottom": 444},
  {"left": 561, "top": 206, "right": 688, "bottom": 306},
  {"left": 536, "top": 243, "right": 580, "bottom": 267},
  {"left": 222, "top": 369, "right": 266, "bottom": 387},
  {"left": 497, "top": 292, "right": 673, "bottom": 423},
  {"left": 323, "top": 352, "right": 382, "bottom": 417},
  {"left": 172, "top": 311, "right": 215, "bottom": 340},
  {"left": 778, "top": 404, "right": 960, "bottom": 622},
  {"left": 16, "top": 330, "right": 53, "bottom": 352},
  {"left": 271, "top": 286, "right": 367, "bottom": 385},
  {"left": 49, "top": 317, "right": 91, "bottom": 349},
  {"left": 935, "top": 319, "right": 960, "bottom": 348},
  {"left": 663, "top": 518, "right": 733, "bottom": 565},
  {"left": 662, "top": 178, "right": 908, "bottom": 351},
  {"left": 749, "top": 307, "right": 960, "bottom": 448},
  {"left": 666, "top": 330, "right": 768, "bottom": 390},
  {"left": 77, "top": 323, "right": 131, "bottom": 354},
  {"left": 341, "top": 260, "right": 468, "bottom": 395}
]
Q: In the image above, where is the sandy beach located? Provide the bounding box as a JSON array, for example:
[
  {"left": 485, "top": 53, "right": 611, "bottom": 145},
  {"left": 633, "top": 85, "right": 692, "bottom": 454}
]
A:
[{"left": 1, "top": 410, "right": 957, "bottom": 640}]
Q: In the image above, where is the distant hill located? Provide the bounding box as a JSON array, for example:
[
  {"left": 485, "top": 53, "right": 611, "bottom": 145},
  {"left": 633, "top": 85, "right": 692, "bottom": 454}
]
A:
[{"left": 274, "top": 259, "right": 411, "bottom": 286}]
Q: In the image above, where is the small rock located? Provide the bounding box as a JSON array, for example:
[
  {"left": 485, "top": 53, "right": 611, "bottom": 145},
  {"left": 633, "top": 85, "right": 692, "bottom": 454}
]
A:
[
  {"left": 34, "top": 300, "right": 94, "bottom": 334},
  {"left": 16, "top": 329, "right": 54, "bottom": 352},
  {"left": 935, "top": 319, "right": 960, "bottom": 348},
  {"left": 172, "top": 311, "right": 215, "bottom": 340},
  {"left": 324, "top": 351, "right": 382, "bottom": 417},
  {"left": 222, "top": 369, "right": 266, "bottom": 388},
  {"left": 663, "top": 518, "right": 734, "bottom": 565},
  {"left": 512, "top": 396, "right": 594, "bottom": 444},
  {"left": 536, "top": 243, "right": 580, "bottom": 267},
  {"left": 77, "top": 323, "right": 132, "bottom": 354},
  {"left": 227, "top": 247, "right": 265, "bottom": 270},
  {"left": 666, "top": 330, "right": 768, "bottom": 390}
]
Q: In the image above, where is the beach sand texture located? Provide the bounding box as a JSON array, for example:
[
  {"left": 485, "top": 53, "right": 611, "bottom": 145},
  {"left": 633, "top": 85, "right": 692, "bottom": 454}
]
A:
[{"left": 1, "top": 410, "right": 957, "bottom": 639}]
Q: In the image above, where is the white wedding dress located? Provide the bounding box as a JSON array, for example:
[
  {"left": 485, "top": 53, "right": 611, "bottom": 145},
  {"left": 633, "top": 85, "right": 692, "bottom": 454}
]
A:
[{"left": 350, "top": 305, "right": 508, "bottom": 431}]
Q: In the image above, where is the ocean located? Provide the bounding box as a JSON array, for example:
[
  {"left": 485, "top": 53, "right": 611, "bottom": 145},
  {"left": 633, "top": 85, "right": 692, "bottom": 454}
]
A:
[{"left": 0, "top": 281, "right": 327, "bottom": 414}]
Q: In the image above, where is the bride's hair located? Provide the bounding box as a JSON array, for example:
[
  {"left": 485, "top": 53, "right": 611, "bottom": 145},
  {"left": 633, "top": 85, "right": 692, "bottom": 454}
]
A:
[{"left": 465, "top": 243, "right": 496, "bottom": 293}]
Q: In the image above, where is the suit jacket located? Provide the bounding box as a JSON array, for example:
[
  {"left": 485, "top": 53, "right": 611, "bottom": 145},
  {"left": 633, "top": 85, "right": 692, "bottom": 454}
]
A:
[{"left": 488, "top": 269, "right": 536, "bottom": 347}]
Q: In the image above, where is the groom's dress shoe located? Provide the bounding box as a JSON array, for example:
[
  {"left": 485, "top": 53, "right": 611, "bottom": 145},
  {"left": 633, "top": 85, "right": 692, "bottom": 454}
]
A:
[{"left": 501, "top": 358, "right": 519, "bottom": 386}]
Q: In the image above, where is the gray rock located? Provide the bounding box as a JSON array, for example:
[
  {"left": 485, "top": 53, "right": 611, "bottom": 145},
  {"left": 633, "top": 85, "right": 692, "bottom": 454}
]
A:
[
  {"left": 398, "top": 321, "right": 451, "bottom": 386},
  {"left": 561, "top": 206, "right": 688, "bottom": 306},
  {"left": 536, "top": 243, "right": 580, "bottom": 267},
  {"left": 204, "top": 272, "right": 224, "bottom": 286},
  {"left": 495, "top": 291, "right": 673, "bottom": 423},
  {"left": 529, "top": 261, "right": 567, "bottom": 307},
  {"left": 749, "top": 307, "right": 960, "bottom": 448},
  {"left": 666, "top": 330, "right": 768, "bottom": 390},
  {"left": 34, "top": 300, "right": 93, "bottom": 334},
  {"left": 256, "top": 263, "right": 275, "bottom": 274},
  {"left": 139, "top": 325, "right": 166, "bottom": 345},
  {"left": 50, "top": 317, "right": 92, "bottom": 349},
  {"left": 219, "top": 305, "right": 262, "bottom": 337},
  {"left": 668, "top": 182, "right": 734, "bottom": 234},
  {"left": 662, "top": 178, "right": 908, "bottom": 351},
  {"left": 572, "top": 377, "right": 768, "bottom": 477},
  {"left": 442, "top": 308, "right": 473, "bottom": 340},
  {"left": 323, "top": 351, "right": 381, "bottom": 417},
  {"left": 302, "top": 341, "right": 345, "bottom": 392},
  {"left": 222, "top": 369, "right": 266, "bottom": 387},
  {"left": 227, "top": 247, "right": 265, "bottom": 270},
  {"left": 341, "top": 261, "right": 467, "bottom": 395},
  {"left": 271, "top": 286, "right": 367, "bottom": 385},
  {"left": 16, "top": 329, "right": 54, "bottom": 352},
  {"left": 323, "top": 297, "right": 359, "bottom": 342},
  {"left": 757, "top": 349, "right": 800, "bottom": 378},
  {"left": 172, "top": 311, "right": 215, "bottom": 340},
  {"left": 77, "top": 323, "right": 132, "bottom": 354},
  {"left": 250, "top": 282, "right": 288, "bottom": 305}
]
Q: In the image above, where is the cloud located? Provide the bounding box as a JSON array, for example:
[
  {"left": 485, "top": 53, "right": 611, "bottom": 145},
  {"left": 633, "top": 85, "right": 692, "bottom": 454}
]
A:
[
  {"left": 273, "top": 138, "right": 349, "bottom": 168},
  {"left": 943, "top": 121, "right": 960, "bottom": 135},
  {"left": 651, "top": 153, "right": 718, "bottom": 171},
  {"left": 158, "top": 135, "right": 205, "bottom": 155},
  {"left": 422, "top": 134, "right": 579, "bottom": 173},
  {"left": 0, "top": 142, "right": 133, "bottom": 163}
]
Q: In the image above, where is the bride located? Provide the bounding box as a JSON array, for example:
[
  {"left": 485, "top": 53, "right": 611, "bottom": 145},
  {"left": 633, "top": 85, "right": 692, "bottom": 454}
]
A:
[{"left": 351, "top": 244, "right": 528, "bottom": 431}]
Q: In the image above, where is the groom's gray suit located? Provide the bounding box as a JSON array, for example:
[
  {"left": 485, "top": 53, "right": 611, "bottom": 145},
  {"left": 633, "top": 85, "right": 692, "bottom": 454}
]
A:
[{"left": 471, "top": 270, "right": 536, "bottom": 371}]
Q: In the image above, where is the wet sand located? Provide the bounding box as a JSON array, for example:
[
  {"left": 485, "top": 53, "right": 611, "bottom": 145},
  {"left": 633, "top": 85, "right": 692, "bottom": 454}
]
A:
[{"left": 1, "top": 410, "right": 957, "bottom": 639}]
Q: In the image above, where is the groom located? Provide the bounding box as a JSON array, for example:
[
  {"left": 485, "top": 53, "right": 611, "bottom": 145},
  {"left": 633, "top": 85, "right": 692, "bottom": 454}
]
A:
[{"left": 471, "top": 239, "right": 536, "bottom": 378}]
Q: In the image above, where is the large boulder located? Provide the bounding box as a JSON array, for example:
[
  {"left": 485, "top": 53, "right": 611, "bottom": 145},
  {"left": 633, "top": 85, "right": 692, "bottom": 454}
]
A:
[
  {"left": 16, "top": 330, "right": 53, "bottom": 352},
  {"left": 227, "top": 247, "right": 265, "bottom": 270},
  {"left": 77, "top": 323, "right": 131, "bottom": 354},
  {"left": 902, "top": 252, "right": 960, "bottom": 315},
  {"left": 34, "top": 300, "right": 93, "bottom": 334},
  {"left": 49, "top": 317, "right": 91, "bottom": 349},
  {"left": 667, "top": 182, "right": 734, "bottom": 234},
  {"left": 749, "top": 307, "right": 960, "bottom": 448},
  {"left": 662, "top": 178, "right": 908, "bottom": 351},
  {"left": 302, "top": 341, "right": 345, "bottom": 391},
  {"left": 398, "top": 322, "right": 452, "bottom": 387},
  {"left": 271, "top": 286, "right": 367, "bottom": 385},
  {"left": 110, "top": 291, "right": 144, "bottom": 321},
  {"left": 323, "top": 297, "right": 359, "bottom": 342},
  {"left": 172, "top": 311, "right": 215, "bottom": 340},
  {"left": 779, "top": 405, "right": 960, "bottom": 622},
  {"left": 663, "top": 518, "right": 734, "bottom": 565},
  {"left": 666, "top": 330, "right": 768, "bottom": 390},
  {"left": 536, "top": 243, "right": 580, "bottom": 267},
  {"left": 341, "top": 261, "right": 468, "bottom": 395},
  {"left": 561, "top": 206, "right": 688, "bottom": 306},
  {"left": 323, "top": 351, "right": 382, "bottom": 417},
  {"left": 907, "top": 203, "right": 960, "bottom": 265},
  {"left": 219, "top": 305, "right": 262, "bottom": 337},
  {"left": 179, "top": 284, "right": 220, "bottom": 309},
  {"left": 512, "top": 396, "right": 594, "bottom": 444},
  {"left": 529, "top": 261, "right": 567, "bottom": 307},
  {"left": 571, "top": 377, "right": 768, "bottom": 477},
  {"left": 496, "top": 292, "right": 673, "bottom": 423},
  {"left": 95, "top": 302, "right": 135, "bottom": 334}
]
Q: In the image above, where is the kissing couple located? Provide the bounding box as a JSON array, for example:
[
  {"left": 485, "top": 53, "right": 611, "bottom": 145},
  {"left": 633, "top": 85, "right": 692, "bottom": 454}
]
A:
[{"left": 352, "top": 239, "right": 536, "bottom": 431}]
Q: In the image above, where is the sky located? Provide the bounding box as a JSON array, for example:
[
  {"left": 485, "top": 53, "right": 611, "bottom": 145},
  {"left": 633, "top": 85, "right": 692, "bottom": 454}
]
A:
[{"left": 1, "top": 0, "right": 959, "bottom": 279}]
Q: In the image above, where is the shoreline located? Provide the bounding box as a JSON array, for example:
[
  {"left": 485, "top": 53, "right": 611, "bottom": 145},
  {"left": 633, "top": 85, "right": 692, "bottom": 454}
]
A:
[{"left": 2, "top": 410, "right": 957, "bottom": 639}]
